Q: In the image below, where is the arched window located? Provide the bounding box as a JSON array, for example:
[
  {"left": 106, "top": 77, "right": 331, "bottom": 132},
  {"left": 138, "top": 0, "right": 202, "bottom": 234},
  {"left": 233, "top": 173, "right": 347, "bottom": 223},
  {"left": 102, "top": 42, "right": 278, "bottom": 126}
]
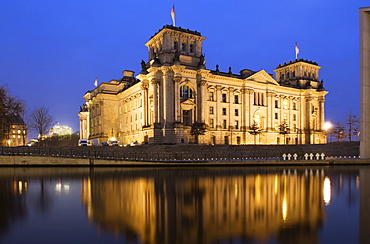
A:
[
  {"left": 174, "top": 42, "right": 178, "bottom": 50},
  {"left": 182, "top": 43, "right": 186, "bottom": 51},
  {"left": 190, "top": 44, "right": 194, "bottom": 53},
  {"left": 180, "top": 85, "right": 194, "bottom": 99}
]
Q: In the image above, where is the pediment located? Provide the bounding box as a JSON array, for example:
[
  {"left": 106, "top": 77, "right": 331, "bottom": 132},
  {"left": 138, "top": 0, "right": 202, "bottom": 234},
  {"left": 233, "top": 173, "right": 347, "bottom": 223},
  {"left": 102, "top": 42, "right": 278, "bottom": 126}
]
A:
[
  {"left": 181, "top": 98, "right": 196, "bottom": 106},
  {"left": 246, "top": 70, "right": 279, "bottom": 85}
]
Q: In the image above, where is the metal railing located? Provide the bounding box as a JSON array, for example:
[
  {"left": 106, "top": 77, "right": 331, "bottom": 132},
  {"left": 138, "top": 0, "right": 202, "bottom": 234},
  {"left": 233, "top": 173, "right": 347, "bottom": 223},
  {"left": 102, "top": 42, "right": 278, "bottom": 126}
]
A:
[{"left": 0, "top": 146, "right": 360, "bottom": 162}]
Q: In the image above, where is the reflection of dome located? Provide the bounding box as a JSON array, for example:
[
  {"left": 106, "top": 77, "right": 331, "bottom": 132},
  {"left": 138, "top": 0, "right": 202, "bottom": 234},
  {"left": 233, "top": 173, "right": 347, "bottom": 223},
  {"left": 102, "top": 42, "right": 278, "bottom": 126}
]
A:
[{"left": 81, "top": 169, "right": 325, "bottom": 244}]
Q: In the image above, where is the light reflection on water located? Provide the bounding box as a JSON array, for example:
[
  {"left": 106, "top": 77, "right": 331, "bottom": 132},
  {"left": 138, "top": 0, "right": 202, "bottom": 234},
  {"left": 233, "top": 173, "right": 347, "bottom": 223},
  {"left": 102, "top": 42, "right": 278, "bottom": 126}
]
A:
[{"left": 0, "top": 166, "right": 367, "bottom": 244}]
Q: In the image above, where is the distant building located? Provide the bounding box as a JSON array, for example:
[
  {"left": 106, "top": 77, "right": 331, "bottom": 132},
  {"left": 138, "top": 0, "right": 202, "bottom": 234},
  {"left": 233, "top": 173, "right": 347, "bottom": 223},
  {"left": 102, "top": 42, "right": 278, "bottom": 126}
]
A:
[
  {"left": 79, "top": 25, "right": 328, "bottom": 145},
  {"left": 49, "top": 124, "right": 72, "bottom": 136},
  {"left": 2, "top": 115, "right": 27, "bottom": 147}
]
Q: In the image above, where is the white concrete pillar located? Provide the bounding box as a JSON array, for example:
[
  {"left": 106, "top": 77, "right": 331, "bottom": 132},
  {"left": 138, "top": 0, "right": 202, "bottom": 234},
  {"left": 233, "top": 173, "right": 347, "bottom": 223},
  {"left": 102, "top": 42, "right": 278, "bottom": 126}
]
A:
[{"left": 360, "top": 7, "right": 370, "bottom": 158}]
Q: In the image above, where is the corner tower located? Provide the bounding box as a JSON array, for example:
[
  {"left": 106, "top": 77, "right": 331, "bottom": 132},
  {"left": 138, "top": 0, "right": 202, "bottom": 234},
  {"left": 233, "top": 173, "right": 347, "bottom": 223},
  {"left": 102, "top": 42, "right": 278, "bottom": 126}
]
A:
[
  {"left": 273, "top": 59, "right": 324, "bottom": 90},
  {"left": 144, "top": 25, "right": 206, "bottom": 68}
]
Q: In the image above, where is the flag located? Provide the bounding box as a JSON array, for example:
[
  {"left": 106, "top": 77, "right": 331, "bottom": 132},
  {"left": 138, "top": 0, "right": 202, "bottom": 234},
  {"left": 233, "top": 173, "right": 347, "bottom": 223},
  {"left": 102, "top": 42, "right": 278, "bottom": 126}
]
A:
[
  {"left": 295, "top": 42, "right": 299, "bottom": 59},
  {"left": 94, "top": 78, "right": 98, "bottom": 87},
  {"left": 171, "top": 5, "right": 176, "bottom": 26}
]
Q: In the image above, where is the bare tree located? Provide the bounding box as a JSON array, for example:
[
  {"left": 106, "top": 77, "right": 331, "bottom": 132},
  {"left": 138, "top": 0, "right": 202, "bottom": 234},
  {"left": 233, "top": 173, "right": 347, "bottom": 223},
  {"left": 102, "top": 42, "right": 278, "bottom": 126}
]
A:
[
  {"left": 332, "top": 120, "right": 345, "bottom": 142},
  {"left": 345, "top": 112, "right": 360, "bottom": 142},
  {"left": 28, "top": 107, "right": 55, "bottom": 140},
  {"left": 279, "top": 120, "right": 290, "bottom": 145},
  {"left": 248, "top": 122, "right": 262, "bottom": 145}
]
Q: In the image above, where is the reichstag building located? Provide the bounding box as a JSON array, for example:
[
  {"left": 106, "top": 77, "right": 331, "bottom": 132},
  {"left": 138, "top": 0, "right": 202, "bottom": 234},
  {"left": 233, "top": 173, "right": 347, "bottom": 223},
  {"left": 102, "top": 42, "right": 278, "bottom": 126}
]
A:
[{"left": 79, "top": 25, "right": 328, "bottom": 145}]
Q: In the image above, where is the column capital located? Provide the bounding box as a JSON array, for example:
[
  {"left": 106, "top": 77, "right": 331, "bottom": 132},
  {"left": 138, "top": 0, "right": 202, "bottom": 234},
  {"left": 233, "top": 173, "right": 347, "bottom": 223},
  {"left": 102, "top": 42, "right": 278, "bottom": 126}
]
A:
[
  {"left": 173, "top": 76, "right": 182, "bottom": 83},
  {"left": 197, "top": 79, "right": 207, "bottom": 86},
  {"left": 150, "top": 78, "right": 159, "bottom": 85}
]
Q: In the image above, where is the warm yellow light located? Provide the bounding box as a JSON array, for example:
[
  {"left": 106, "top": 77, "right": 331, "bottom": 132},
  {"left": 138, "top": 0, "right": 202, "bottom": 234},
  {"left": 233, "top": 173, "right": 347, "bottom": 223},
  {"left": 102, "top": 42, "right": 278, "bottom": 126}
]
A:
[
  {"left": 18, "top": 181, "right": 23, "bottom": 194},
  {"left": 323, "top": 176, "right": 331, "bottom": 206},
  {"left": 282, "top": 198, "right": 288, "bottom": 221},
  {"left": 324, "top": 121, "right": 332, "bottom": 131}
]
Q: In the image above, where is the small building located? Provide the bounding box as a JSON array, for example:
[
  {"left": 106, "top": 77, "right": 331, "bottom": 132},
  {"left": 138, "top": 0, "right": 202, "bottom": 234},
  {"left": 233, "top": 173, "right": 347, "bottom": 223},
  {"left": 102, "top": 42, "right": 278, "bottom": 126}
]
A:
[
  {"left": 2, "top": 115, "right": 27, "bottom": 147},
  {"left": 49, "top": 124, "right": 72, "bottom": 137},
  {"left": 79, "top": 25, "right": 328, "bottom": 145}
]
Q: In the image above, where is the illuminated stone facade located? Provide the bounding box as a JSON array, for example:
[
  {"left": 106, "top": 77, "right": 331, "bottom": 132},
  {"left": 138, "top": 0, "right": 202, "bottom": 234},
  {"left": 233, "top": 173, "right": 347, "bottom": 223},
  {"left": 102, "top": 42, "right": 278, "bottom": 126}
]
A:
[{"left": 79, "top": 25, "right": 328, "bottom": 145}]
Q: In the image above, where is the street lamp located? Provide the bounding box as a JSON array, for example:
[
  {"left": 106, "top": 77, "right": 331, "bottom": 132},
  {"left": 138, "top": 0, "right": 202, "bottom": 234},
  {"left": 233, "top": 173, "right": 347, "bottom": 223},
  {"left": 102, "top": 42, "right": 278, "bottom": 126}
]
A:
[{"left": 324, "top": 121, "right": 332, "bottom": 143}]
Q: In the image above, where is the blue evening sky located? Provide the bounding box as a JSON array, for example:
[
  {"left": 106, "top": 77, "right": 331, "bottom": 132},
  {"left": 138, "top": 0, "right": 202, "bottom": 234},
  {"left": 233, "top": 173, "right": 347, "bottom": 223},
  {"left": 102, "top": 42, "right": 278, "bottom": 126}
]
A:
[{"left": 0, "top": 0, "right": 367, "bottom": 135}]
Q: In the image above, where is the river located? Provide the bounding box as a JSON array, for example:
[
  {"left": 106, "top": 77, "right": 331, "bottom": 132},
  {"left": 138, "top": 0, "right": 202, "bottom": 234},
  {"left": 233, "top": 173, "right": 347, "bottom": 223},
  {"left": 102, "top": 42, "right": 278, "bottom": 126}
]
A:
[{"left": 0, "top": 165, "right": 367, "bottom": 244}]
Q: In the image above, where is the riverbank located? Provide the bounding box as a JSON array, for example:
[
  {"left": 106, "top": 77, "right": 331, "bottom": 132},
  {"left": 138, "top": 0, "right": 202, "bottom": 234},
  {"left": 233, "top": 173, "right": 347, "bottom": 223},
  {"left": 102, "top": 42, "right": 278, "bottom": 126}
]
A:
[
  {"left": 0, "top": 142, "right": 362, "bottom": 166},
  {"left": 0, "top": 155, "right": 368, "bottom": 167}
]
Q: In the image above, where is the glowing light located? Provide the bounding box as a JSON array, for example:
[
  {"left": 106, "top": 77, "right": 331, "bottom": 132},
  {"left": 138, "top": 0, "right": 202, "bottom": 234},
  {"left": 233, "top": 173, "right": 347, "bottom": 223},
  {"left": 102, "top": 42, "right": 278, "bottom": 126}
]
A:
[
  {"left": 323, "top": 176, "right": 331, "bottom": 206},
  {"left": 18, "top": 181, "right": 23, "bottom": 194},
  {"left": 323, "top": 121, "right": 332, "bottom": 131},
  {"left": 282, "top": 198, "right": 288, "bottom": 221}
]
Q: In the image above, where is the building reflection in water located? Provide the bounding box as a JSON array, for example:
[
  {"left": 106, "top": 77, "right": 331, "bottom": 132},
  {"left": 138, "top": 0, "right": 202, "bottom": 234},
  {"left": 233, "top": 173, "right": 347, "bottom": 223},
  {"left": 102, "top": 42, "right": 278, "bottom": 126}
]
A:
[{"left": 81, "top": 169, "right": 327, "bottom": 244}]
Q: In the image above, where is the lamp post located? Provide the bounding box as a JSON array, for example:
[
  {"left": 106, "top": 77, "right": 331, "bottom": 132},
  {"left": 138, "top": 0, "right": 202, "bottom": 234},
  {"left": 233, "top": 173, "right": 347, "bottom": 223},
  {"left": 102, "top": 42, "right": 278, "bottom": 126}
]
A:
[{"left": 324, "top": 121, "right": 332, "bottom": 143}]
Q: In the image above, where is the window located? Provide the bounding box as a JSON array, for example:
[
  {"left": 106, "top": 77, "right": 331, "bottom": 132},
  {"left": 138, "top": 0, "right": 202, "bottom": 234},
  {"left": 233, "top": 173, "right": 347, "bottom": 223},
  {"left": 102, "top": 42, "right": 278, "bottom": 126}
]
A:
[
  {"left": 275, "top": 113, "right": 278, "bottom": 120},
  {"left": 234, "top": 95, "right": 239, "bottom": 104},
  {"left": 180, "top": 85, "right": 194, "bottom": 99},
  {"left": 283, "top": 100, "right": 288, "bottom": 109},
  {"left": 209, "top": 119, "right": 214, "bottom": 128},
  {"left": 283, "top": 114, "right": 288, "bottom": 121},
  {"left": 210, "top": 106, "right": 214, "bottom": 114},
  {"left": 235, "top": 120, "right": 239, "bottom": 129},
  {"left": 236, "top": 136, "right": 241, "bottom": 145},
  {"left": 174, "top": 42, "right": 178, "bottom": 50},
  {"left": 190, "top": 44, "right": 194, "bottom": 53},
  {"left": 222, "top": 94, "right": 227, "bottom": 102},
  {"left": 183, "top": 110, "right": 191, "bottom": 126},
  {"left": 275, "top": 100, "right": 279, "bottom": 108},
  {"left": 182, "top": 43, "right": 186, "bottom": 51},
  {"left": 293, "top": 114, "right": 297, "bottom": 121},
  {"left": 235, "top": 109, "right": 239, "bottom": 116},
  {"left": 293, "top": 101, "right": 297, "bottom": 110},
  {"left": 222, "top": 120, "right": 227, "bottom": 129},
  {"left": 224, "top": 136, "right": 229, "bottom": 145},
  {"left": 209, "top": 91, "right": 214, "bottom": 101},
  {"left": 222, "top": 108, "right": 227, "bottom": 115}
]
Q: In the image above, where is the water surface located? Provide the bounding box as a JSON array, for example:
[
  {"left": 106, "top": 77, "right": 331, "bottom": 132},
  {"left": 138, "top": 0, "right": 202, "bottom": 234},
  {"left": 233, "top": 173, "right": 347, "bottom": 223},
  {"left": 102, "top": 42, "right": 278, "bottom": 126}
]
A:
[{"left": 0, "top": 166, "right": 367, "bottom": 244}]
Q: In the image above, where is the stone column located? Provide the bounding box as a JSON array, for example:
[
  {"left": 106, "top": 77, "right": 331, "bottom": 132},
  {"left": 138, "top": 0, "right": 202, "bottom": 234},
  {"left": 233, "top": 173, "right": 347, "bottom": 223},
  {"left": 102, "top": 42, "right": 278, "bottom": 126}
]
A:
[
  {"left": 248, "top": 89, "right": 254, "bottom": 125},
  {"left": 266, "top": 91, "right": 274, "bottom": 131},
  {"left": 319, "top": 97, "right": 325, "bottom": 131},
  {"left": 173, "top": 76, "right": 182, "bottom": 122},
  {"left": 215, "top": 85, "right": 222, "bottom": 129},
  {"left": 240, "top": 88, "right": 247, "bottom": 144},
  {"left": 229, "top": 87, "right": 234, "bottom": 128},
  {"left": 150, "top": 78, "right": 159, "bottom": 124},
  {"left": 141, "top": 83, "right": 149, "bottom": 127},
  {"left": 162, "top": 67, "right": 174, "bottom": 124},
  {"left": 305, "top": 97, "right": 313, "bottom": 144},
  {"left": 197, "top": 80, "right": 207, "bottom": 123}
]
